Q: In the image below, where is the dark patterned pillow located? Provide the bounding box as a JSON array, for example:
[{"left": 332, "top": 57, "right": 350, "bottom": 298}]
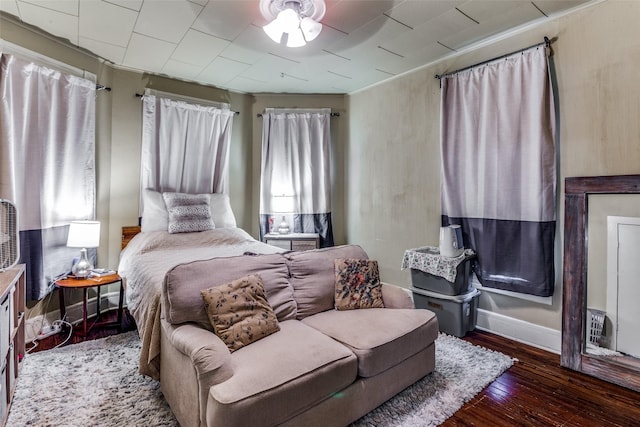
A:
[
  {"left": 162, "top": 192, "right": 214, "bottom": 233},
  {"left": 201, "top": 274, "right": 280, "bottom": 352},
  {"left": 334, "top": 259, "right": 385, "bottom": 310}
]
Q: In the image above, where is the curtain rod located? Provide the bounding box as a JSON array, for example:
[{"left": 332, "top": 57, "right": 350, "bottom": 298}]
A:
[
  {"left": 134, "top": 92, "right": 239, "bottom": 115},
  {"left": 434, "top": 36, "right": 553, "bottom": 80},
  {"left": 256, "top": 112, "right": 340, "bottom": 118}
]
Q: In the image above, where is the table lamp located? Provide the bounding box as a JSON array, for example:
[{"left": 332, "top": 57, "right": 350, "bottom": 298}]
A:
[
  {"left": 272, "top": 194, "right": 294, "bottom": 234},
  {"left": 66, "top": 220, "right": 100, "bottom": 278}
]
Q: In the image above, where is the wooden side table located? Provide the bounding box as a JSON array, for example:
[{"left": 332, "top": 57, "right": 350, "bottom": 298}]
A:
[{"left": 55, "top": 273, "right": 124, "bottom": 337}]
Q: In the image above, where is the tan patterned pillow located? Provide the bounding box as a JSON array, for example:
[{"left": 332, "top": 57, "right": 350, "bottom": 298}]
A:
[
  {"left": 201, "top": 274, "right": 280, "bottom": 352},
  {"left": 334, "top": 259, "right": 385, "bottom": 310}
]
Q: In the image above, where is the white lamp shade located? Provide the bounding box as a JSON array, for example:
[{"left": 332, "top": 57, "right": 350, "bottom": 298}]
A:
[
  {"left": 286, "top": 28, "right": 306, "bottom": 48},
  {"left": 263, "top": 19, "right": 285, "bottom": 43},
  {"left": 67, "top": 220, "right": 101, "bottom": 248},
  {"left": 300, "top": 17, "right": 322, "bottom": 42},
  {"left": 277, "top": 8, "right": 300, "bottom": 33},
  {"left": 272, "top": 195, "right": 295, "bottom": 213}
]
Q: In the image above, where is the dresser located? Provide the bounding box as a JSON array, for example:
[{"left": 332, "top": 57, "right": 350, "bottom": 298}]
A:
[
  {"left": 0, "top": 265, "right": 25, "bottom": 426},
  {"left": 264, "top": 233, "right": 320, "bottom": 251}
]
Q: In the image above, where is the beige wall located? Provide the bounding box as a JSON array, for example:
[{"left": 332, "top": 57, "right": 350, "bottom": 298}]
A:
[
  {"left": 345, "top": 0, "right": 640, "bottom": 331},
  {"left": 250, "top": 94, "right": 347, "bottom": 243}
]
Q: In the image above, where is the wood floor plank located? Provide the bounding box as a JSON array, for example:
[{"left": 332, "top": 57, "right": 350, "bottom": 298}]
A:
[{"left": 442, "top": 330, "right": 640, "bottom": 426}]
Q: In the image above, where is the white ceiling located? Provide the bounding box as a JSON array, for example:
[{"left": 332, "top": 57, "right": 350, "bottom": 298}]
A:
[{"left": 0, "top": 0, "right": 594, "bottom": 94}]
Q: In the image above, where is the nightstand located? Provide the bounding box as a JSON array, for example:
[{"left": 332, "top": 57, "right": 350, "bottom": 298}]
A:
[
  {"left": 264, "top": 233, "right": 320, "bottom": 251},
  {"left": 55, "top": 273, "right": 124, "bottom": 337}
]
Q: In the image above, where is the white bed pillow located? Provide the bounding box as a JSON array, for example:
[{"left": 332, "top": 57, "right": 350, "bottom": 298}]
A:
[
  {"left": 209, "top": 193, "right": 237, "bottom": 228},
  {"left": 141, "top": 189, "right": 237, "bottom": 232},
  {"left": 141, "top": 189, "right": 169, "bottom": 232}
]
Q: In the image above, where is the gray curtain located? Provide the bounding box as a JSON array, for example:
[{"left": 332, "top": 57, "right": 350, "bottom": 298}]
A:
[
  {"left": 259, "top": 108, "right": 333, "bottom": 247},
  {"left": 140, "top": 90, "right": 234, "bottom": 213},
  {"left": 440, "top": 45, "right": 557, "bottom": 297},
  {"left": 0, "top": 53, "right": 96, "bottom": 300}
]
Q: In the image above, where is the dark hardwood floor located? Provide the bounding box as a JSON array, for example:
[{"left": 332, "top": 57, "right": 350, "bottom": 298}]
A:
[
  {"left": 447, "top": 331, "right": 640, "bottom": 427},
  {"left": 29, "top": 314, "right": 640, "bottom": 426}
]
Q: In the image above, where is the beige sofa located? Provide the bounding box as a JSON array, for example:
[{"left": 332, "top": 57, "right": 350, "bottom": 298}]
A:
[{"left": 159, "top": 245, "right": 439, "bottom": 427}]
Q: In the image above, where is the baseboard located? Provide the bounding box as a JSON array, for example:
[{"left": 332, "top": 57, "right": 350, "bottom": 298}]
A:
[
  {"left": 25, "top": 291, "right": 124, "bottom": 343},
  {"left": 475, "top": 308, "right": 561, "bottom": 354}
]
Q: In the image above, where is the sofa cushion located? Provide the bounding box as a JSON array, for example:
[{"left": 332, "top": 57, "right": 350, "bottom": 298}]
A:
[
  {"left": 201, "top": 274, "right": 280, "bottom": 352},
  {"left": 286, "top": 245, "right": 369, "bottom": 319},
  {"left": 334, "top": 259, "right": 385, "bottom": 310},
  {"left": 207, "top": 320, "right": 357, "bottom": 426},
  {"left": 164, "top": 253, "right": 297, "bottom": 329},
  {"left": 302, "top": 308, "right": 438, "bottom": 378}
]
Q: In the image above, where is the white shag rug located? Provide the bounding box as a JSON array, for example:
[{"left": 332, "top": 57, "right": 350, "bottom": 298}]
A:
[{"left": 8, "top": 331, "right": 514, "bottom": 427}]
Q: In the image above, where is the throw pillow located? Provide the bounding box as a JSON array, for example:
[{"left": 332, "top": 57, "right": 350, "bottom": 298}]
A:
[
  {"left": 162, "top": 192, "right": 214, "bottom": 233},
  {"left": 201, "top": 274, "right": 280, "bottom": 352},
  {"left": 334, "top": 259, "right": 385, "bottom": 310}
]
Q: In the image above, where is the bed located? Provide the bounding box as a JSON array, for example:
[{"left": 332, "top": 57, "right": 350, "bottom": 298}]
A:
[{"left": 118, "top": 191, "right": 283, "bottom": 378}]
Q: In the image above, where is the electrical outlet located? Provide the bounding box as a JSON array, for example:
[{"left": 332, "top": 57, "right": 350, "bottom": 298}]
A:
[{"left": 37, "top": 323, "right": 62, "bottom": 339}]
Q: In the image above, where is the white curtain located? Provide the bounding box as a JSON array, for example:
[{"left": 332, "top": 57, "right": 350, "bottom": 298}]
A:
[
  {"left": 440, "top": 45, "right": 557, "bottom": 297},
  {"left": 259, "top": 108, "right": 333, "bottom": 247},
  {"left": 140, "top": 91, "right": 234, "bottom": 214},
  {"left": 0, "top": 53, "right": 96, "bottom": 300}
]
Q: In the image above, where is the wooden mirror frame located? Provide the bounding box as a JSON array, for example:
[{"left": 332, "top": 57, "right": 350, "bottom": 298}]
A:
[{"left": 562, "top": 174, "right": 640, "bottom": 392}]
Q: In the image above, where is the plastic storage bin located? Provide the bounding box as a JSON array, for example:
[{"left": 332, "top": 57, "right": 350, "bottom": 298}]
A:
[
  {"left": 412, "top": 287, "right": 480, "bottom": 337},
  {"left": 410, "top": 252, "right": 474, "bottom": 296}
]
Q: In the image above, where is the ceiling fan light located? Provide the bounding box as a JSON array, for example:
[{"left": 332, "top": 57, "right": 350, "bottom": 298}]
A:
[
  {"left": 277, "top": 8, "right": 300, "bottom": 33},
  {"left": 300, "top": 17, "right": 322, "bottom": 41},
  {"left": 286, "top": 28, "right": 306, "bottom": 48},
  {"left": 263, "top": 19, "right": 285, "bottom": 43}
]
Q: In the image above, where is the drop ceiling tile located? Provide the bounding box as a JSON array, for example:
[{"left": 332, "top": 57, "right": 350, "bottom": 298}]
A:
[
  {"left": 198, "top": 56, "right": 252, "bottom": 87},
  {"left": 18, "top": 2, "right": 78, "bottom": 44},
  {"left": 326, "top": 15, "right": 410, "bottom": 57},
  {"left": 381, "top": 9, "right": 472, "bottom": 55},
  {"left": 287, "top": 51, "right": 352, "bottom": 78},
  {"left": 103, "top": 0, "right": 143, "bottom": 12},
  {"left": 161, "top": 59, "right": 203, "bottom": 80},
  {"left": 134, "top": 0, "right": 202, "bottom": 43},
  {"left": 0, "top": 0, "right": 20, "bottom": 17},
  {"left": 79, "top": 0, "right": 137, "bottom": 47},
  {"left": 401, "top": 42, "right": 453, "bottom": 71},
  {"left": 218, "top": 25, "right": 270, "bottom": 65},
  {"left": 532, "top": 0, "right": 591, "bottom": 16},
  {"left": 79, "top": 36, "right": 126, "bottom": 63},
  {"left": 19, "top": 0, "right": 78, "bottom": 15},
  {"left": 171, "top": 29, "right": 230, "bottom": 67},
  {"left": 122, "top": 33, "right": 176, "bottom": 73},
  {"left": 440, "top": 2, "right": 544, "bottom": 50},
  {"left": 457, "top": 0, "right": 533, "bottom": 24},
  {"left": 386, "top": 0, "right": 464, "bottom": 29},
  {"left": 226, "top": 74, "right": 271, "bottom": 94},
  {"left": 322, "top": 0, "right": 401, "bottom": 33},
  {"left": 240, "top": 54, "right": 299, "bottom": 82},
  {"left": 192, "top": 1, "right": 256, "bottom": 41}
]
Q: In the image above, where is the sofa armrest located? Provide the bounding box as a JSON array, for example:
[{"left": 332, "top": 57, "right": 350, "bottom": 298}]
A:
[
  {"left": 162, "top": 320, "right": 234, "bottom": 384},
  {"left": 381, "top": 283, "right": 414, "bottom": 309}
]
